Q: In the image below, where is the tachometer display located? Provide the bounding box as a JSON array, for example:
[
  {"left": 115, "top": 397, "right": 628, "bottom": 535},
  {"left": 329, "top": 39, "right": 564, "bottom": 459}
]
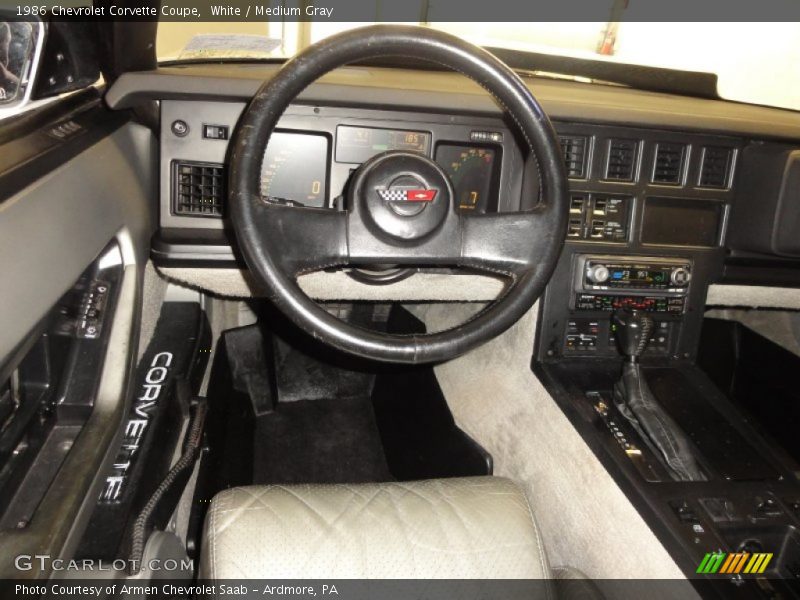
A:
[
  {"left": 260, "top": 132, "right": 329, "bottom": 207},
  {"left": 435, "top": 144, "right": 498, "bottom": 212}
]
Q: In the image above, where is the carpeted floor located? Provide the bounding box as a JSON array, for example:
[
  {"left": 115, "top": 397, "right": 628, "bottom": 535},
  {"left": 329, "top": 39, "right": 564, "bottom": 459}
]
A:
[
  {"left": 410, "top": 302, "right": 693, "bottom": 595},
  {"left": 252, "top": 394, "right": 393, "bottom": 485}
]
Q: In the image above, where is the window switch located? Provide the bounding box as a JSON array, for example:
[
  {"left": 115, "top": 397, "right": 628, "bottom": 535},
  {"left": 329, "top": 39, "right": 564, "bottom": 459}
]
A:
[
  {"left": 570, "top": 195, "right": 586, "bottom": 213},
  {"left": 567, "top": 218, "right": 583, "bottom": 238},
  {"left": 593, "top": 198, "right": 608, "bottom": 215}
]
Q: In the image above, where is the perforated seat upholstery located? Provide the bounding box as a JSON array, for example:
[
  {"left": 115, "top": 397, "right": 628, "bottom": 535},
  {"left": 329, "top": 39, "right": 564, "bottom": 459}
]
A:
[{"left": 200, "top": 476, "right": 552, "bottom": 579}]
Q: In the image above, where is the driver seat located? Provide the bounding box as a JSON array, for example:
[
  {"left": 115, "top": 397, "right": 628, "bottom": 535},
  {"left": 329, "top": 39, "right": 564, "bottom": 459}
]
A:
[{"left": 200, "top": 476, "right": 595, "bottom": 588}]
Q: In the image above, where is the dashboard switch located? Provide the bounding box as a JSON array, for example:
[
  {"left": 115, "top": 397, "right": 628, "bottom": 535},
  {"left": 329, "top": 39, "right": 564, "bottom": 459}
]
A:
[
  {"left": 203, "top": 124, "right": 229, "bottom": 140},
  {"left": 171, "top": 120, "right": 189, "bottom": 137},
  {"left": 669, "top": 499, "right": 701, "bottom": 525}
]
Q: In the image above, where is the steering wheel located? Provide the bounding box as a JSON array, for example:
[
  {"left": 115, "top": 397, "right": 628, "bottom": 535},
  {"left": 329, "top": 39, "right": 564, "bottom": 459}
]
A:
[{"left": 229, "top": 25, "right": 568, "bottom": 364}]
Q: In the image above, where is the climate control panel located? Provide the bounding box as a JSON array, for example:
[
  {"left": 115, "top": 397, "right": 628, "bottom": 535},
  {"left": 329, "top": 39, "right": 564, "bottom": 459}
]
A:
[
  {"left": 575, "top": 293, "right": 686, "bottom": 314},
  {"left": 565, "top": 317, "right": 674, "bottom": 354}
]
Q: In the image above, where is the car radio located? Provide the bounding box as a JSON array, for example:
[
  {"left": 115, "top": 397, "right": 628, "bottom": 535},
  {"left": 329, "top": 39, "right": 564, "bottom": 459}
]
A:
[
  {"left": 579, "top": 256, "right": 691, "bottom": 293},
  {"left": 573, "top": 255, "right": 692, "bottom": 316},
  {"left": 564, "top": 255, "right": 692, "bottom": 355}
]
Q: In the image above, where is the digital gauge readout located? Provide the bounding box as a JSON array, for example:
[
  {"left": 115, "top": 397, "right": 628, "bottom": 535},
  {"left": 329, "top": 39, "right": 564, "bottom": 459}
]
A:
[
  {"left": 260, "top": 132, "right": 329, "bottom": 207},
  {"left": 435, "top": 144, "right": 498, "bottom": 212},
  {"left": 336, "top": 126, "right": 431, "bottom": 163}
]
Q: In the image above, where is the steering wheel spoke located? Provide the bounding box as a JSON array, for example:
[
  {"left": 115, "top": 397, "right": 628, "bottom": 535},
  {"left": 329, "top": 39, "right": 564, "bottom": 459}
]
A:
[
  {"left": 459, "top": 209, "right": 556, "bottom": 278},
  {"left": 247, "top": 200, "right": 349, "bottom": 276}
]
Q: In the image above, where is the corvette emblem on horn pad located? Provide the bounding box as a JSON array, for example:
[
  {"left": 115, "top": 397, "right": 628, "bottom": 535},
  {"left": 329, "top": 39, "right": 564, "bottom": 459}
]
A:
[{"left": 377, "top": 188, "right": 438, "bottom": 202}]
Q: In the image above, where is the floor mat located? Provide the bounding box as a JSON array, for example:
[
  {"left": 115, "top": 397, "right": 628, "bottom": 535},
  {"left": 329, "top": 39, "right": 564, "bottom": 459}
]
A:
[
  {"left": 273, "top": 337, "right": 375, "bottom": 403},
  {"left": 253, "top": 395, "right": 393, "bottom": 484}
]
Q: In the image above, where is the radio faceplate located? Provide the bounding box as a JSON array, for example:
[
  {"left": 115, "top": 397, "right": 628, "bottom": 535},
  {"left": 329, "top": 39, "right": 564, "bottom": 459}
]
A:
[{"left": 576, "top": 255, "right": 692, "bottom": 296}]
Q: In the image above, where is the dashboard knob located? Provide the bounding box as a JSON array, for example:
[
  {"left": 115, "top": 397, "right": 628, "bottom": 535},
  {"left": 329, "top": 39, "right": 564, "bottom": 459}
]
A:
[
  {"left": 671, "top": 267, "right": 691, "bottom": 286},
  {"left": 586, "top": 264, "right": 610, "bottom": 284}
]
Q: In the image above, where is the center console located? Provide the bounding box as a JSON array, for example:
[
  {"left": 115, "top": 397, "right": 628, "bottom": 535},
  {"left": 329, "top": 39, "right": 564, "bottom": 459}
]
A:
[
  {"left": 534, "top": 124, "right": 800, "bottom": 597},
  {"left": 565, "top": 255, "right": 691, "bottom": 356}
]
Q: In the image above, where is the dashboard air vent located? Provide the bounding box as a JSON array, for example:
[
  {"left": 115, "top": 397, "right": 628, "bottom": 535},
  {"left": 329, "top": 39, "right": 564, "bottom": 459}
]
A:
[
  {"left": 605, "top": 139, "right": 638, "bottom": 181},
  {"left": 173, "top": 161, "right": 225, "bottom": 217},
  {"left": 652, "top": 142, "right": 686, "bottom": 184},
  {"left": 699, "top": 146, "right": 733, "bottom": 188},
  {"left": 559, "top": 135, "right": 588, "bottom": 178}
]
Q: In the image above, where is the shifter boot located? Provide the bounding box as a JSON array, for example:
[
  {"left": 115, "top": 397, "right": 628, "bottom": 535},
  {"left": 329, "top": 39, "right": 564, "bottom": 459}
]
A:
[
  {"left": 613, "top": 362, "right": 706, "bottom": 481},
  {"left": 611, "top": 308, "right": 706, "bottom": 482}
]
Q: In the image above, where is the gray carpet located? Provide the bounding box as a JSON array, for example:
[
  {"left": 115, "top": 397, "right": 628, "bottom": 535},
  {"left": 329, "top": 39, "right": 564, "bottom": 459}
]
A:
[{"left": 412, "top": 303, "right": 695, "bottom": 597}]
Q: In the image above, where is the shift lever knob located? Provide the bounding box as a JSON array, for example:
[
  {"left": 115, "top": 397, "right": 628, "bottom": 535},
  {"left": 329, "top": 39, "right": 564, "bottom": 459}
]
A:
[{"left": 612, "top": 308, "right": 653, "bottom": 361}]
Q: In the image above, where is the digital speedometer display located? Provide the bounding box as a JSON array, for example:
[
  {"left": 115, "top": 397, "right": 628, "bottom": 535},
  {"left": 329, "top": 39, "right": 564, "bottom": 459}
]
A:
[
  {"left": 335, "top": 126, "right": 431, "bottom": 164},
  {"left": 260, "top": 132, "right": 329, "bottom": 207},
  {"left": 435, "top": 144, "right": 499, "bottom": 213}
]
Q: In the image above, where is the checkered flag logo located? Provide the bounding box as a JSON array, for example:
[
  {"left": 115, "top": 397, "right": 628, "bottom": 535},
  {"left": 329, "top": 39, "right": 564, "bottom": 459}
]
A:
[
  {"left": 377, "top": 188, "right": 437, "bottom": 202},
  {"left": 377, "top": 189, "right": 408, "bottom": 202}
]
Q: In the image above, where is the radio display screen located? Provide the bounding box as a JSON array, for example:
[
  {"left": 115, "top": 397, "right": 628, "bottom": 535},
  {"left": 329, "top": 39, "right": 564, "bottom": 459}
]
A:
[
  {"left": 608, "top": 267, "right": 670, "bottom": 285},
  {"left": 336, "top": 126, "right": 431, "bottom": 163},
  {"left": 642, "top": 197, "right": 723, "bottom": 247}
]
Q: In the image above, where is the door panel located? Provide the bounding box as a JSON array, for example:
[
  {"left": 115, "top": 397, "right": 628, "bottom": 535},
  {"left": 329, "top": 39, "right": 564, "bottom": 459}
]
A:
[{"left": 0, "top": 112, "right": 156, "bottom": 577}]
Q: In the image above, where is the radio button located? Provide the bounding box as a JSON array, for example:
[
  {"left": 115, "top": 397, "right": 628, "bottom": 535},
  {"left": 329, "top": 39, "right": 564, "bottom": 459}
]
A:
[{"left": 671, "top": 267, "right": 691, "bottom": 286}]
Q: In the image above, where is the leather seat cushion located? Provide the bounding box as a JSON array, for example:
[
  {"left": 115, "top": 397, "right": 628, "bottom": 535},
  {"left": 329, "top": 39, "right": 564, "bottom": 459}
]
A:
[{"left": 201, "top": 476, "right": 551, "bottom": 579}]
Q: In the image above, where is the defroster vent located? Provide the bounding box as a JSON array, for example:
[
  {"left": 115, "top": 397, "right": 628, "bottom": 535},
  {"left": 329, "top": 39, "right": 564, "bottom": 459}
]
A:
[
  {"left": 559, "top": 135, "right": 588, "bottom": 179},
  {"left": 699, "top": 146, "right": 733, "bottom": 188},
  {"left": 605, "top": 139, "right": 638, "bottom": 181},
  {"left": 173, "top": 161, "right": 226, "bottom": 217}
]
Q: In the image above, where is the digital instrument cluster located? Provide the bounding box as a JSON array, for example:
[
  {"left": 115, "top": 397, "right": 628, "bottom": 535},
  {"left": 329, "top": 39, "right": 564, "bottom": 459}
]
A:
[
  {"left": 260, "top": 132, "right": 329, "bottom": 207},
  {"left": 435, "top": 144, "right": 499, "bottom": 212},
  {"left": 258, "top": 127, "right": 501, "bottom": 211},
  {"left": 336, "top": 126, "right": 431, "bottom": 163}
]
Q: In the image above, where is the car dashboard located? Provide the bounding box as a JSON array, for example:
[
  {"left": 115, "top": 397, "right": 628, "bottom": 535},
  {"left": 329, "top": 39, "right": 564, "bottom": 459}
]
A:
[{"left": 103, "top": 62, "right": 800, "bottom": 308}]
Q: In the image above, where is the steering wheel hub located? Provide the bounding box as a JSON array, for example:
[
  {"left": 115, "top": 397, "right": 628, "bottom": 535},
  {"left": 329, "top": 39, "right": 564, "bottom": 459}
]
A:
[{"left": 354, "top": 152, "right": 452, "bottom": 242}]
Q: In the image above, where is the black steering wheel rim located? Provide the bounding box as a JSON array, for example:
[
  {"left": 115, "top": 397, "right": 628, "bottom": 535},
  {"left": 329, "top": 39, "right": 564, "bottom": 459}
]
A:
[{"left": 229, "top": 24, "right": 568, "bottom": 364}]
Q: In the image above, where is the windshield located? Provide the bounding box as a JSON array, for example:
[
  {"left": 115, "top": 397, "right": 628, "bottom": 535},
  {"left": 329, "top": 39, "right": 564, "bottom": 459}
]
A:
[{"left": 157, "top": 21, "right": 800, "bottom": 112}]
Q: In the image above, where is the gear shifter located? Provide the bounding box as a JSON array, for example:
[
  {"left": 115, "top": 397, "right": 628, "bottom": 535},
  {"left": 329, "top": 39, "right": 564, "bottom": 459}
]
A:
[
  {"left": 611, "top": 308, "right": 706, "bottom": 482},
  {"left": 612, "top": 308, "right": 654, "bottom": 361}
]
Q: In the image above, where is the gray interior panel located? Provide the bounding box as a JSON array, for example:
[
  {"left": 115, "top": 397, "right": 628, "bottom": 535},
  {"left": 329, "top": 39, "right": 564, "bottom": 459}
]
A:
[
  {"left": 109, "top": 65, "right": 800, "bottom": 141},
  {"left": 0, "top": 124, "right": 156, "bottom": 576},
  {"left": 0, "top": 124, "right": 156, "bottom": 365}
]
